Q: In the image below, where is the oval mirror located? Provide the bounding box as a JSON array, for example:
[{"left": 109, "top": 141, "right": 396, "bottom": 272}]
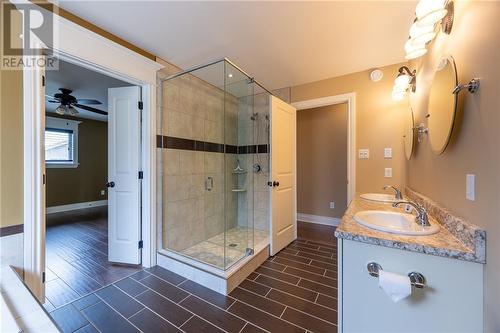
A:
[
  {"left": 403, "top": 105, "right": 415, "bottom": 160},
  {"left": 427, "top": 55, "right": 458, "bottom": 155}
]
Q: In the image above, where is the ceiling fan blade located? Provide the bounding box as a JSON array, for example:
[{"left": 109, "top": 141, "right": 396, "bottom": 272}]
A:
[
  {"left": 45, "top": 95, "right": 61, "bottom": 103},
  {"left": 76, "top": 98, "right": 102, "bottom": 105},
  {"left": 74, "top": 103, "right": 108, "bottom": 116}
]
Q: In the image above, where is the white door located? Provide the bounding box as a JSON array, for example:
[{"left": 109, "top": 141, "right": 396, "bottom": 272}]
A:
[
  {"left": 108, "top": 86, "right": 142, "bottom": 264},
  {"left": 269, "top": 96, "right": 297, "bottom": 255}
]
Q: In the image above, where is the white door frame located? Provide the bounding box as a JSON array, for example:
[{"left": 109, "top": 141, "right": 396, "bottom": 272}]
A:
[
  {"left": 23, "top": 12, "right": 163, "bottom": 300},
  {"left": 292, "top": 93, "right": 356, "bottom": 205}
]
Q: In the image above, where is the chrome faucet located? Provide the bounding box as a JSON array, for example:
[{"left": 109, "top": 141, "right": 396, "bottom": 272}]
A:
[
  {"left": 383, "top": 185, "right": 403, "bottom": 200},
  {"left": 392, "top": 201, "right": 431, "bottom": 227}
]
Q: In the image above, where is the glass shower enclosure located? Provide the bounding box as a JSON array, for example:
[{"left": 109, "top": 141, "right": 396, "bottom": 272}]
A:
[{"left": 159, "top": 59, "right": 271, "bottom": 270}]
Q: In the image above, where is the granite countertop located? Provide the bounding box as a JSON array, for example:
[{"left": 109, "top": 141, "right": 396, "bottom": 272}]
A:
[{"left": 334, "top": 190, "right": 486, "bottom": 264}]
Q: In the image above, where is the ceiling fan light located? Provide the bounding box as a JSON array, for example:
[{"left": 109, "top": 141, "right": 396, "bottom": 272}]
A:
[
  {"left": 55, "top": 104, "right": 66, "bottom": 115},
  {"left": 68, "top": 106, "right": 79, "bottom": 116}
]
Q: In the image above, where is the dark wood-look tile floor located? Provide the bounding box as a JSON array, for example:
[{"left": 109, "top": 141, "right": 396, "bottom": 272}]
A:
[
  {"left": 44, "top": 207, "right": 142, "bottom": 312},
  {"left": 48, "top": 222, "right": 337, "bottom": 333}
]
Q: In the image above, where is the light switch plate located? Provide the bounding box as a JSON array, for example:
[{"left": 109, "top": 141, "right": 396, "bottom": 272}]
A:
[
  {"left": 384, "top": 148, "right": 392, "bottom": 159},
  {"left": 384, "top": 168, "right": 392, "bottom": 178},
  {"left": 358, "top": 149, "right": 369, "bottom": 159},
  {"left": 466, "top": 174, "right": 475, "bottom": 201}
]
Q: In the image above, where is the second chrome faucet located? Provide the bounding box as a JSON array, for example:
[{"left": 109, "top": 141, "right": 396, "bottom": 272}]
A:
[{"left": 392, "top": 201, "right": 431, "bottom": 227}]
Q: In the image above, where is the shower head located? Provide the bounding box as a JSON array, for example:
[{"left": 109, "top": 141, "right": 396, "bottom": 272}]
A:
[{"left": 250, "top": 113, "right": 259, "bottom": 121}]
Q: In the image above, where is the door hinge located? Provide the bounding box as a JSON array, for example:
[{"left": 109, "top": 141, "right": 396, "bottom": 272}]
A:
[
  {"left": 138, "top": 171, "right": 143, "bottom": 179},
  {"left": 138, "top": 240, "right": 143, "bottom": 249},
  {"left": 42, "top": 75, "right": 45, "bottom": 86},
  {"left": 138, "top": 101, "right": 143, "bottom": 110},
  {"left": 43, "top": 174, "right": 46, "bottom": 185},
  {"left": 42, "top": 272, "right": 46, "bottom": 283}
]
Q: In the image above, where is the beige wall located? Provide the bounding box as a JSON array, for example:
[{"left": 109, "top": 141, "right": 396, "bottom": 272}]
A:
[
  {"left": 0, "top": 69, "right": 24, "bottom": 228},
  {"left": 297, "top": 103, "right": 347, "bottom": 218},
  {"left": 292, "top": 63, "right": 408, "bottom": 195},
  {"left": 46, "top": 117, "right": 107, "bottom": 207},
  {"left": 406, "top": 2, "right": 500, "bottom": 331}
]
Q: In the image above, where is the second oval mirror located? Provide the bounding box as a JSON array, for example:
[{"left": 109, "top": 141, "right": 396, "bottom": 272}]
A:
[
  {"left": 403, "top": 106, "right": 415, "bottom": 160},
  {"left": 427, "top": 55, "right": 458, "bottom": 155}
]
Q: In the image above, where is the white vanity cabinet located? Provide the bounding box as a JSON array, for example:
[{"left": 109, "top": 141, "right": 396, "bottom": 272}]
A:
[{"left": 338, "top": 239, "right": 484, "bottom": 332}]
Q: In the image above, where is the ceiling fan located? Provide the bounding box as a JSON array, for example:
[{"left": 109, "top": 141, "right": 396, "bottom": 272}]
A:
[{"left": 45, "top": 88, "right": 107, "bottom": 116}]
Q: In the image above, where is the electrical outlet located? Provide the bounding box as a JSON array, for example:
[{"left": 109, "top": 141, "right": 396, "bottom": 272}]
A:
[
  {"left": 466, "top": 174, "right": 475, "bottom": 201},
  {"left": 100, "top": 190, "right": 106, "bottom": 196},
  {"left": 329, "top": 202, "right": 335, "bottom": 209},
  {"left": 358, "top": 149, "right": 369, "bottom": 159},
  {"left": 384, "top": 168, "right": 392, "bottom": 178},
  {"left": 384, "top": 148, "right": 392, "bottom": 159}
]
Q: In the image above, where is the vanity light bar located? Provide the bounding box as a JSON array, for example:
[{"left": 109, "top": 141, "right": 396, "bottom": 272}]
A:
[{"left": 403, "top": 0, "right": 455, "bottom": 60}]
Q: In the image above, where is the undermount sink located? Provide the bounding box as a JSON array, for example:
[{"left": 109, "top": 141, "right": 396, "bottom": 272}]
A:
[
  {"left": 360, "top": 193, "right": 401, "bottom": 203},
  {"left": 354, "top": 210, "right": 439, "bottom": 236}
]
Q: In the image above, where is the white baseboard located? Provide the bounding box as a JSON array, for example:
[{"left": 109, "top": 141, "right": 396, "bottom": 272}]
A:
[
  {"left": 46, "top": 200, "right": 108, "bottom": 214},
  {"left": 297, "top": 213, "right": 341, "bottom": 226}
]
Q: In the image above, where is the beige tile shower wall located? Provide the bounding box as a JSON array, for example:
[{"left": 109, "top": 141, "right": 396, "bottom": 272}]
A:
[
  {"left": 156, "top": 59, "right": 181, "bottom": 249},
  {"left": 159, "top": 63, "right": 241, "bottom": 251}
]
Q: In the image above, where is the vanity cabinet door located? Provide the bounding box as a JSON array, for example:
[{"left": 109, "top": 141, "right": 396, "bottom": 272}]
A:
[{"left": 340, "top": 240, "right": 483, "bottom": 333}]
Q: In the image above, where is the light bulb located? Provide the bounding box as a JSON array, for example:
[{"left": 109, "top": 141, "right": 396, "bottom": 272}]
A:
[
  {"left": 395, "top": 74, "right": 411, "bottom": 88},
  {"left": 55, "top": 105, "right": 66, "bottom": 115},
  {"left": 415, "top": 0, "right": 447, "bottom": 27},
  {"left": 392, "top": 89, "right": 406, "bottom": 101},
  {"left": 409, "top": 22, "right": 436, "bottom": 45},
  {"left": 68, "top": 106, "right": 78, "bottom": 116},
  {"left": 405, "top": 48, "right": 428, "bottom": 60}
]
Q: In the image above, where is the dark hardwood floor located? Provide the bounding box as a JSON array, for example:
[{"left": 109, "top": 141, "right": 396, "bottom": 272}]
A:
[
  {"left": 44, "top": 207, "right": 141, "bottom": 312},
  {"left": 48, "top": 222, "right": 338, "bottom": 333}
]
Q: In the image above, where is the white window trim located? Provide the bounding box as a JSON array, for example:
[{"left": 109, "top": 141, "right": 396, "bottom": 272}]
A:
[{"left": 45, "top": 117, "right": 81, "bottom": 168}]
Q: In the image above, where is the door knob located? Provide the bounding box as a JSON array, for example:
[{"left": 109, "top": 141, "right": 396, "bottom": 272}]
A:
[
  {"left": 267, "top": 181, "right": 280, "bottom": 187},
  {"left": 106, "top": 181, "right": 115, "bottom": 188}
]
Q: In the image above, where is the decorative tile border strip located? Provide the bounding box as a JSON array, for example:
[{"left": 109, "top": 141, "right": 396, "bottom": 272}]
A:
[
  {"left": 156, "top": 135, "right": 268, "bottom": 154},
  {"left": 405, "top": 187, "right": 486, "bottom": 263},
  {"left": 0, "top": 224, "right": 23, "bottom": 237}
]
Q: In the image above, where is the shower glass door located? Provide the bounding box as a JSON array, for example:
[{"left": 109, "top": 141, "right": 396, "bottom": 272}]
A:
[
  {"left": 223, "top": 61, "right": 254, "bottom": 269},
  {"left": 161, "top": 59, "right": 256, "bottom": 270}
]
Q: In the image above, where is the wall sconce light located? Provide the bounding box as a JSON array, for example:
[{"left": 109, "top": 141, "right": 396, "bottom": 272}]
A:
[
  {"left": 392, "top": 66, "right": 416, "bottom": 101},
  {"left": 403, "top": 0, "right": 455, "bottom": 60}
]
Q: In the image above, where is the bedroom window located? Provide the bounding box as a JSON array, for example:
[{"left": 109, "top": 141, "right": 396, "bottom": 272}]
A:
[{"left": 45, "top": 117, "right": 80, "bottom": 168}]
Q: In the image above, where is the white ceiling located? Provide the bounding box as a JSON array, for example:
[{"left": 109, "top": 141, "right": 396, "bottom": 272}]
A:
[
  {"left": 46, "top": 59, "right": 132, "bottom": 121},
  {"left": 56, "top": 1, "right": 416, "bottom": 90}
]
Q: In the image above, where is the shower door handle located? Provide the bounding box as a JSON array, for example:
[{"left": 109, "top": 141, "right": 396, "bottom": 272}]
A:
[{"left": 205, "top": 177, "right": 214, "bottom": 191}]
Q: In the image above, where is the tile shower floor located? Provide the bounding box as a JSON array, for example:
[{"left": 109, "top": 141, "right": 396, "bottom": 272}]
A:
[{"left": 180, "top": 227, "right": 269, "bottom": 268}]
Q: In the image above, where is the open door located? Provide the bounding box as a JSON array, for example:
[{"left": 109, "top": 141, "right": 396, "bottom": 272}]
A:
[
  {"left": 108, "top": 86, "right": 142, "bottom": 265},
  {"left": 269, "top": 96, "right": 297, "bottom": 255}
]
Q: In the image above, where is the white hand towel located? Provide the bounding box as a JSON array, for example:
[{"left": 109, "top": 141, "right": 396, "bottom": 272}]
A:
[{"left": 378, "top": 270, "right": 412, "bottom": 303}]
